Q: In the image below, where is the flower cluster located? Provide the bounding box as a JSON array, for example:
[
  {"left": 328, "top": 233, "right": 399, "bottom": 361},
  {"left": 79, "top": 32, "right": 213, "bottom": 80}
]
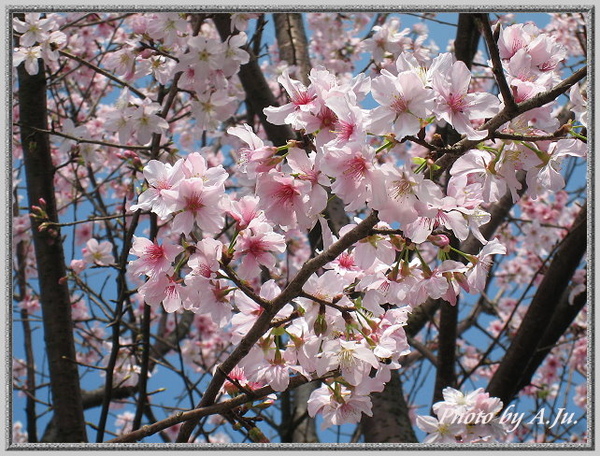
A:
[
  {"left": 416, "top": 387, "right": 509, "bottom": 443},
  {"left": 13, "top": 13, "right": 66, "bottom": 75}
]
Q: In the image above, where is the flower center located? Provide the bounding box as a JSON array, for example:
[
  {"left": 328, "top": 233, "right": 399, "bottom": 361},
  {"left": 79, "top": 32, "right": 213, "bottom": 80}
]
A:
[
  {"left": 185, "top": 193, "right": 204, "bottom": 213},
  {"left": 391, "top": 177, "right": 413, "bottom": 199},
  {"left": 447, "top": 93, "right": 466, "bottom": 113},
  {"left": 344, "top": 155, "right": 369, "bottom": 180},
  {"left": 274, "top": 183, "right": 298, "bottom": 205},
  {"left": 391, "top": 95, "right": 409, "bottom": 114},
  {"left": 147, "top": 243, "right": 165, "bottom": 261}
]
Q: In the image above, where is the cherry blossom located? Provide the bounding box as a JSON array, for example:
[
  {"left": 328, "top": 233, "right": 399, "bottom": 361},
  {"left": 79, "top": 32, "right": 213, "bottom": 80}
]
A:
[
  {"left": 307, "top": 383, "right": 374, "bottom": 430},
  {"left": 161, "top": 178, "right": 227, "bottom": 235},
  {"left": 82, "top": 238, "right": 115, "bottom": 266},
  {"left": 129, "top": 236, "right": 183, "bottom": 277},
  {"left": 233, "top": 219, "right": 286, "bottom": 280},
  {"left": 432, "top": 57, "right": 500, "bottom": 140},
  {"left": 130, "top": 159, "right": 185, "bottom": 219},
  {"left": 13, "top": 13, "right": 54, "bottom": 47},
  {"left": 11, "top": 11, "right": 587, "bottom": 444},
  {"left": 13, "top": 46, "right": 42, "bottom": 75},
  {"left": 255, "top": 169, "right": 312, "bottom": 229},
  {"left": 369, "top": 69, "right": 434, "bottom": 140}
]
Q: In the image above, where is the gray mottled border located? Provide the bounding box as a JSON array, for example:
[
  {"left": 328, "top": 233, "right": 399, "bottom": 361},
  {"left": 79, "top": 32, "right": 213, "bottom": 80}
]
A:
[{"left": 2, "top": 2, "right": 595, "bottom": 453}]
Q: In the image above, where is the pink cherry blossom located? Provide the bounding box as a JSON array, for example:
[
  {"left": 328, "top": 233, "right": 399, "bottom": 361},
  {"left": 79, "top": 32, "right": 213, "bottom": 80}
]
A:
[
  {"left": 129, "top": 98, "right": 170, "bottom": 145},
  {"left": 432, "top": 58, "right": 500, "bottom": 140},
  {"left": 233, "top": 219, "right": 286, "bottom": 280},
  {"left": 182, "top": 152, "right": 229, "bottom": 187},
  {"left": 13, "top": 46, "right": 42, "bottom": 75},
  {"left": 525, "top": 138, "right": 587, "bottom": 199},
  {"left": 370, "top": 69, "right": 434, "bottom": 140},
  {"left": 318, "top": 144, "right": 376, "bottom": 211},
  {"left": 82, "top": 238, "right": 115, "bottom": 266},
  {"left": 161, "top": 178, "right": 226, "bottom": 235},
  {"left": 13, "top": 13, "right": 54, "bottom": 47},
  {"left": 186, "top": 237, "right": 223, "bottom": 280},
  {"left": 231, "top": 280, "right": 293, "bottom": 343},
  {"left": 449, "top": 149, "right": 518, "bottom": 202},
  {"left": 285, "top": 147, "right": 329, "bottom": 217},
  {"left": 264, "top": 68, "right": 318, "bottom": 129},
  {"left": 316, "top": 339, "right": 380, "bottom": 386},
  {"left": 129, "top": 236, "right": 183, "bottom": 277},
  {"left": 307, "top": 383, "right": 373, "bottom": 430},
  {"left": 416, "top": 415, "right": 464, "bottom": 443},
  {"left": 353, "top": 228, "right": 395, "bottom": 270},
  {"left": 569, "top": 83, "right": 588, "bottom": 128},
  {"left": 228, "top": 195, "right": 263, "bottom": 230},
  {"left": 130, "top": 158, "right": 185, "bottom": 219},
  {"left": 255, "top": 170, "right": 312, "bottom": 229},
  {"left": 138, "top": 273, "right": 185, "bottom": 313},
  {"left": 298, "top": 270, "right": 355, "bottom": 334},
  {"left": 183, "top": 278, "right": 232, "bottom": 326},
  {"left": 371, "top": 163, "right": 441, "bottom": 227},
  {"left": 466, "top": 238, "right": 507, "bottom": 292},
  {"left": 227, "top": 123, "right": 277, "bottom": 176}
]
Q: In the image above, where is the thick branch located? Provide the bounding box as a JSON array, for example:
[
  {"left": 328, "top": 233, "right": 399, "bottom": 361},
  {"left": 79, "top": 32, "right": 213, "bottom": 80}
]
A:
[
  {"left": 432, "top": 235, "right": 461, "bottom": 404},
  {"left": 17, "top": 57, "right": 87, "bottom": 443},
  {"left": 110, "top": 374, "right": 328, "bottom": 443},
  {"left": 454, "top": 14, "right": 481, "bottom": 70},
  {"left": 487, "top": 204, "right": 587, "bottom": 405},
  {"left": 517, "top": 287, "right": 587, "bottom": 392},
  {"left": 274, "top": 13, "right": 312, "bottom": 85}
]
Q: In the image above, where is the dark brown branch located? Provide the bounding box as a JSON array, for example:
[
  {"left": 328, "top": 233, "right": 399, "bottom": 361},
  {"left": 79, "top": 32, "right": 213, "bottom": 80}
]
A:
[
  {"left": 517, "top": 286, "right": 587, "bottom": 392},
  {"left": 17, "top": 52, "right": 87, "bottom": 443},
  {"left": 476, "top": 14, "right": 518, "bottom": 113},
  {"left": 454, "top": 14, "right": 481, "bottom": 70},
  {"left": 221, "top": 262, "right": 271, "bottom": 311},
  {"left": 95, "top": 208, "right": 140, "bottom": 442},
  {"left": 110, "top": 374, "right": 329, "bottom": 443},
  {"left": 487, "top": 204, "right": 587, "bottom": 406},
  {"left": 362, "top": 370, "right": 418, "bottom": 443},
  {"left": 432, "top": 236, "right": 460, "bottom": 405}
]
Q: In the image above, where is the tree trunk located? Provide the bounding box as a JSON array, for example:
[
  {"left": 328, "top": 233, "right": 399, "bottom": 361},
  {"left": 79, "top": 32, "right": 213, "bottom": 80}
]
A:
[
  {"left": 17, "top": 58, "right": 87, "bottom": 442},
  {"left": 362, "top": 370, "right": 418, "bottom": 443}
]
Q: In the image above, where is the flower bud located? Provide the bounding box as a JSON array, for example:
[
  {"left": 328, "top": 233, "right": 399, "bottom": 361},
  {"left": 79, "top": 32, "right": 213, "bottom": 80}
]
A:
[{"left": 428, "top": 234, "right": 450, "bottom": 248}]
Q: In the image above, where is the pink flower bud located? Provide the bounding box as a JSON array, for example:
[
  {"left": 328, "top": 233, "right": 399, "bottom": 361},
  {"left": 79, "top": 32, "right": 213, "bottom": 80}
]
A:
[{"left": 428, "top": 234, "right": 450, "bottom": 248}]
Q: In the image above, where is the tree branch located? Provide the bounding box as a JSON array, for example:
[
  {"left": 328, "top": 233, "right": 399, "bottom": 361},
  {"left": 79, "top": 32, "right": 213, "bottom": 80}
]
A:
[
  {"left": 110, "top": 374, "right": 330, "bottom": 443},
  {"left": 434, "top": 65, "right": 587, "bottom": 176},
  {"left": 274, "top": 13, "right": 312, "bottom": 86},
  {"left": 476, "top": 13, "right": 518, "bottom": 113},
  {"left": 487, "top": 204, "right": 587, "bottom": 406}
]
